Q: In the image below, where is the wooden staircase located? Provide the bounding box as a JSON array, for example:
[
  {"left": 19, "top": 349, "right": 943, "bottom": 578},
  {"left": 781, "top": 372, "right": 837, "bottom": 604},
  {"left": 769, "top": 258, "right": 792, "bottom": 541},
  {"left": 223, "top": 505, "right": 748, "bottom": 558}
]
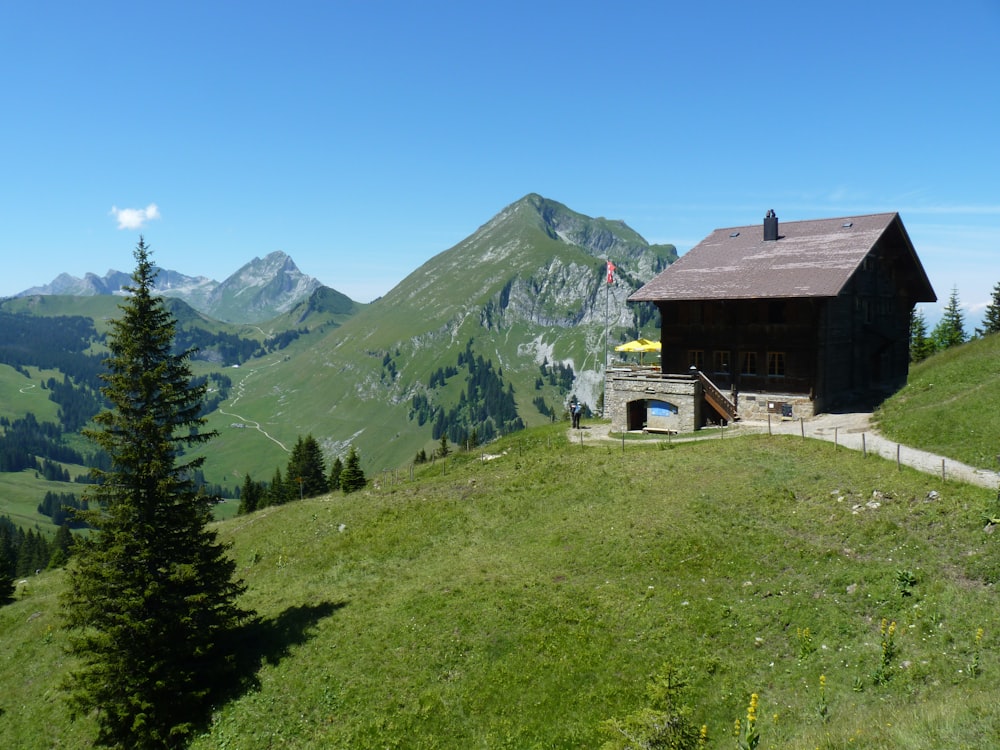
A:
[{"left": 694, "top": 371, "right": 739, "bottom": 423}]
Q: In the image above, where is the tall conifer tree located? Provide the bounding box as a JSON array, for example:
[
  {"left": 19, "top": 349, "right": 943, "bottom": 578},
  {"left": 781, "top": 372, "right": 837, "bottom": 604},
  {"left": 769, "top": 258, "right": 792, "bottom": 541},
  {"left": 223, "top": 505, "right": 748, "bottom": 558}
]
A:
[{"left": 62, "top": 238, "right": 249, "bottom": 749}]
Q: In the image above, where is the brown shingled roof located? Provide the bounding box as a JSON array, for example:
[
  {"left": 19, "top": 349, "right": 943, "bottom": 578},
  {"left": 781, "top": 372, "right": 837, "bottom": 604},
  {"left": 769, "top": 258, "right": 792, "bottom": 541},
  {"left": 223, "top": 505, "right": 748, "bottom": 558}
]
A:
[{"left": 629, "top": 212, "right": 936, "bottom": 303}]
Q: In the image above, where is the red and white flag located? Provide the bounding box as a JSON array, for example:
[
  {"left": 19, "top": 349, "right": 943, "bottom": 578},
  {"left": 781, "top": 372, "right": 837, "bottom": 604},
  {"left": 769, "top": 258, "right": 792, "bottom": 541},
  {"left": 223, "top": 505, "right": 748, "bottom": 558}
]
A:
[{"left": 606, "top": 260, "right": 616, "bottom": 284}]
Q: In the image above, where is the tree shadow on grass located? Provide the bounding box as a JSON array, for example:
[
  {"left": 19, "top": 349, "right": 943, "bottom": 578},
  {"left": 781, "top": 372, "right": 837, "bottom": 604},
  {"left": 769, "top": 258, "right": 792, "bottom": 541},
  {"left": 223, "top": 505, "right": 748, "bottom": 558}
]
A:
[{"left": 210, "top": 600, "right": 348, "bottom": 715}]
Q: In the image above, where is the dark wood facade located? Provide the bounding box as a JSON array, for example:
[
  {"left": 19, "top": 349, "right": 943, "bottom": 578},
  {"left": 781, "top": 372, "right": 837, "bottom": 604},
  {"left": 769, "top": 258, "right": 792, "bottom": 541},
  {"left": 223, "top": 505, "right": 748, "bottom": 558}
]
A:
[{"left": 631, "top": 212, "right": 936, "bottom": 416}]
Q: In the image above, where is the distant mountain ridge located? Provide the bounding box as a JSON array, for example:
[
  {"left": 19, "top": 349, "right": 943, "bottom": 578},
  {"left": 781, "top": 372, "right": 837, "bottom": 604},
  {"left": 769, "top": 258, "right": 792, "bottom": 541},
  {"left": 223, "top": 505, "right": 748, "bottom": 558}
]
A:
[{"left": 16, "top": 250, "right": 326, "bottom": 324}]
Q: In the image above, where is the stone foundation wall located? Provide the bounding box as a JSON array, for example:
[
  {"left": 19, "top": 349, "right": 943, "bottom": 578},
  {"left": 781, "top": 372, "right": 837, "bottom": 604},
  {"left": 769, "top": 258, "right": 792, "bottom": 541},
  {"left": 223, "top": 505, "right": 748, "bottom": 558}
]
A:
[{"left": 735, "top": 391, "right": 815, "bottom": 421}]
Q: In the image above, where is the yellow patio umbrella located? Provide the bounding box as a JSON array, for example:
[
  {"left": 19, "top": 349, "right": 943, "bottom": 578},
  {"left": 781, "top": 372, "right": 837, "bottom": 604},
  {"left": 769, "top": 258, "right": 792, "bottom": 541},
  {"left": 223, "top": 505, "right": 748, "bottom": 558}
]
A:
[
  {"left": 615, "top": 338, "right": 661, "bottom": 353},
  {"left": 614, "top": 338, "right": 661, "bottom": 364}
]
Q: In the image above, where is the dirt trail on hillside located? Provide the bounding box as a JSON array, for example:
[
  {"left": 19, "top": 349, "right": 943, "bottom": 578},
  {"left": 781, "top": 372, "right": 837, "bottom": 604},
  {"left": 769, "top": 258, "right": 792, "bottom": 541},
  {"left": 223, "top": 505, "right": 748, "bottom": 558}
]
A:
[{"left": 572, "top": 413, "right": 1000, "bottom": 490}]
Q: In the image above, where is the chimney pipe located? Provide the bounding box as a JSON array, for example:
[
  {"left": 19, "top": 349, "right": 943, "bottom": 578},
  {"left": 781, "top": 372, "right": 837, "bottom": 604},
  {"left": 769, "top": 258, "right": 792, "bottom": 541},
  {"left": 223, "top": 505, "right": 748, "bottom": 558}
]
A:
[{"left": 763, "top": 209, "right": 778, "bottom": 241}]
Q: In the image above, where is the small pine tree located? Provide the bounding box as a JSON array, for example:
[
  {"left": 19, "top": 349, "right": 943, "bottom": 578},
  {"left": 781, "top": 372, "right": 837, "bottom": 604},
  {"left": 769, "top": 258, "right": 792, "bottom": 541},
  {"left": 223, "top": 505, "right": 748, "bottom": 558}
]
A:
[
  {"left": 340, "top": 446, "right": 366, "bottom": 494},
  {"left": 61, "top": 238, "right": 249, "bottom": 749},
  {"left": 437, "top": 434, "right": 450, "bottom": 458},
  {"left": 268, "top": 466, "right": 290, "bottom": 506},
  {"left": 47, "top": 523, "right": 74, "bottom": 569},
  {"left": 600, "top": 663, "right": 702, "bottom": 750},
  {"left": 978, "top": 281, "right": 1000, "bottom": 336},
  {"left": 909, "top": 307, "right": 936, "bottom": 363},
  {"left": 286, "top": 434, "right": 328, "bottom": 498},
  {"left": 328, "top": 456, "right": 343, "bottom": 491},
  {"left": 237, "top": 474, "right": 263, "bottom": 515},
  {"left": 931, "top": 286, "right": 967, "bottom": 350}
]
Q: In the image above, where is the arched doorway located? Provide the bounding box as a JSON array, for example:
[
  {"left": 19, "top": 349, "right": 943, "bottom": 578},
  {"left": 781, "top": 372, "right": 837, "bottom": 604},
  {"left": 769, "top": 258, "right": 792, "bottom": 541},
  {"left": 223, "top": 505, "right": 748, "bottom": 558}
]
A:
[{"left": 626, "top": 400, "right": 646, "bottom": 431}]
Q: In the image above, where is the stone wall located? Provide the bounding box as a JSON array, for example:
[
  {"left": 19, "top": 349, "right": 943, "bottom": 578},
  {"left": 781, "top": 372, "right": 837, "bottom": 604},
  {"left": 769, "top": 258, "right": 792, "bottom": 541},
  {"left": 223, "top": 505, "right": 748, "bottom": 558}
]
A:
[{"left": 606, "top": 370, "right": 701, "bottom": 433}]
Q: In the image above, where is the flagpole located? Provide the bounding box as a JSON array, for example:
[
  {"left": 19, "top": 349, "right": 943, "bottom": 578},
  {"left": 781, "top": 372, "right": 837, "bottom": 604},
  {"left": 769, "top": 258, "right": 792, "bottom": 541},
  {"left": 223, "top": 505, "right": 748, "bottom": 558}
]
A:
[{"left": 604, "top": 260, "right": 613, "bottom": 416}]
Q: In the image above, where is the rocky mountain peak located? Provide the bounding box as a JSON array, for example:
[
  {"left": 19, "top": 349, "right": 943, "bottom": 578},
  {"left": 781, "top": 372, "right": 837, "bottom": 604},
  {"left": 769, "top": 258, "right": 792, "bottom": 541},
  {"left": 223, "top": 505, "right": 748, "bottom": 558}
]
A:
[{"left": 15, "top": 250, "right": 326, "bottom": 324}]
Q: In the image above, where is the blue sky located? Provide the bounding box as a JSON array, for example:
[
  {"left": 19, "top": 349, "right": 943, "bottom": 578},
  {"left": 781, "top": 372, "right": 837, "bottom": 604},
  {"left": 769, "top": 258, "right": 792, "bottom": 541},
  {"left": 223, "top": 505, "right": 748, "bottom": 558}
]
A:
[{"left": 3, "top": 1, "right": 998, "bottom": 327}]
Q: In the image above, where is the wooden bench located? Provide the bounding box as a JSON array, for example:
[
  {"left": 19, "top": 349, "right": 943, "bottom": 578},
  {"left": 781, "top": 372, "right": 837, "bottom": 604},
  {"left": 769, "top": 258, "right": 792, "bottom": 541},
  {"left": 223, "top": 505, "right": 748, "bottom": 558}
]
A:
[{"left": 642, "top": 426, "right": 678, "bottom": 435}]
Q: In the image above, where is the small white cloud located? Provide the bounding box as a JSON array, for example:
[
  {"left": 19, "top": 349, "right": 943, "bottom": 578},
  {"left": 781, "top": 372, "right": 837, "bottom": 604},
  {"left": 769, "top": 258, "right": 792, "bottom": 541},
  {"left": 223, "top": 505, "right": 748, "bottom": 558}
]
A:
[{"left": 110, "top": 203, "right": 161, "bottom": 230}]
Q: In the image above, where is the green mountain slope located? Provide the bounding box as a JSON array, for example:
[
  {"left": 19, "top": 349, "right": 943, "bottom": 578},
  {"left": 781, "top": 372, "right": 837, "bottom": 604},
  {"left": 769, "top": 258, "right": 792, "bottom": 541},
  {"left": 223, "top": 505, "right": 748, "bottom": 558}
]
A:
[
  {"left": 188, "top": 194, "right": 678, "bottom": 483},
  {"left": 0, "top": 289, "right": 360, "bottom": 520},
  {"left": 3, "top": 425, "right": 998, "bottom": 748}
]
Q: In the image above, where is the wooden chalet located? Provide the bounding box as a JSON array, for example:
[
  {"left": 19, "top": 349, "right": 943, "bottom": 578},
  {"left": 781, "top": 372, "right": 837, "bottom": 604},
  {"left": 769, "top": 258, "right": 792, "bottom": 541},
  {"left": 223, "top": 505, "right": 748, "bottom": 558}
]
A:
[{"left": 609, "top": 211, "right": 935, "bottom": 432}]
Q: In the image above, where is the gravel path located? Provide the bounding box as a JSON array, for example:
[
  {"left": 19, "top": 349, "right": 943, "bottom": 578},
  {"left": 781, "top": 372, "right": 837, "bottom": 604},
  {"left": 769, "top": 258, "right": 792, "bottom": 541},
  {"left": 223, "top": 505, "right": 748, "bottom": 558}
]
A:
[{"left": 573, "top": 412, "right": 1000, "bottom": 490}]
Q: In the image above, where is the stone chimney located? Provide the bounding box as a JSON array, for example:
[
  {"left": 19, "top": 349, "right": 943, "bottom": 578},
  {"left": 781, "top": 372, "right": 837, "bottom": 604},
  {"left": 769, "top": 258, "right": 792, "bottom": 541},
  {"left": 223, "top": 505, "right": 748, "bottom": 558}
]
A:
[{"left": 763, "top": 209, "right": 778, "bottom": 241}]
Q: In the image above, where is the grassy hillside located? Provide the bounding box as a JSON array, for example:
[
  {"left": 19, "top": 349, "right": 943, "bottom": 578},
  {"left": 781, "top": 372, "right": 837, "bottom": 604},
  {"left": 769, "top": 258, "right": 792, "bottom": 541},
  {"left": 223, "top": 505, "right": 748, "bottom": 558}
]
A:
[
  {"left": 0, "top": 363, "right": 91, "bottom": 524},
  {"left": 184, "top": 196, "right": 676, "bottom": 481},
  {"left": 875, "top": 333, "right": 1000, "bottom": 469},
  {"left": 0, "top": 294, "right": 123, "bottom": 335},
  {"left": 0, "top": 364, "right": 63, "bottom": 424},
  {"left": 3, "top": 423, "right": 999, "bottom": 748}
]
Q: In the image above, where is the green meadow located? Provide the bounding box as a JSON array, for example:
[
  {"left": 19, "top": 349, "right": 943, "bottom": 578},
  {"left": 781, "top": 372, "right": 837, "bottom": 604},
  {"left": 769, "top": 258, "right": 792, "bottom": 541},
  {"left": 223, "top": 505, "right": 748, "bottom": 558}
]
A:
[{"left": 2, "top": 419, "right": 998, "bottom": 748}]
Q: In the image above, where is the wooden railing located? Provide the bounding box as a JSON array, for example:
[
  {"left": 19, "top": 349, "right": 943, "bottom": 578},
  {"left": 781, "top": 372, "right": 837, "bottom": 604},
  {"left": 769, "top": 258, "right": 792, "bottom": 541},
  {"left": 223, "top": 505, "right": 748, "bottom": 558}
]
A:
[{"left": 695, "top": 371, "right": 739, "bottom": 422}]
